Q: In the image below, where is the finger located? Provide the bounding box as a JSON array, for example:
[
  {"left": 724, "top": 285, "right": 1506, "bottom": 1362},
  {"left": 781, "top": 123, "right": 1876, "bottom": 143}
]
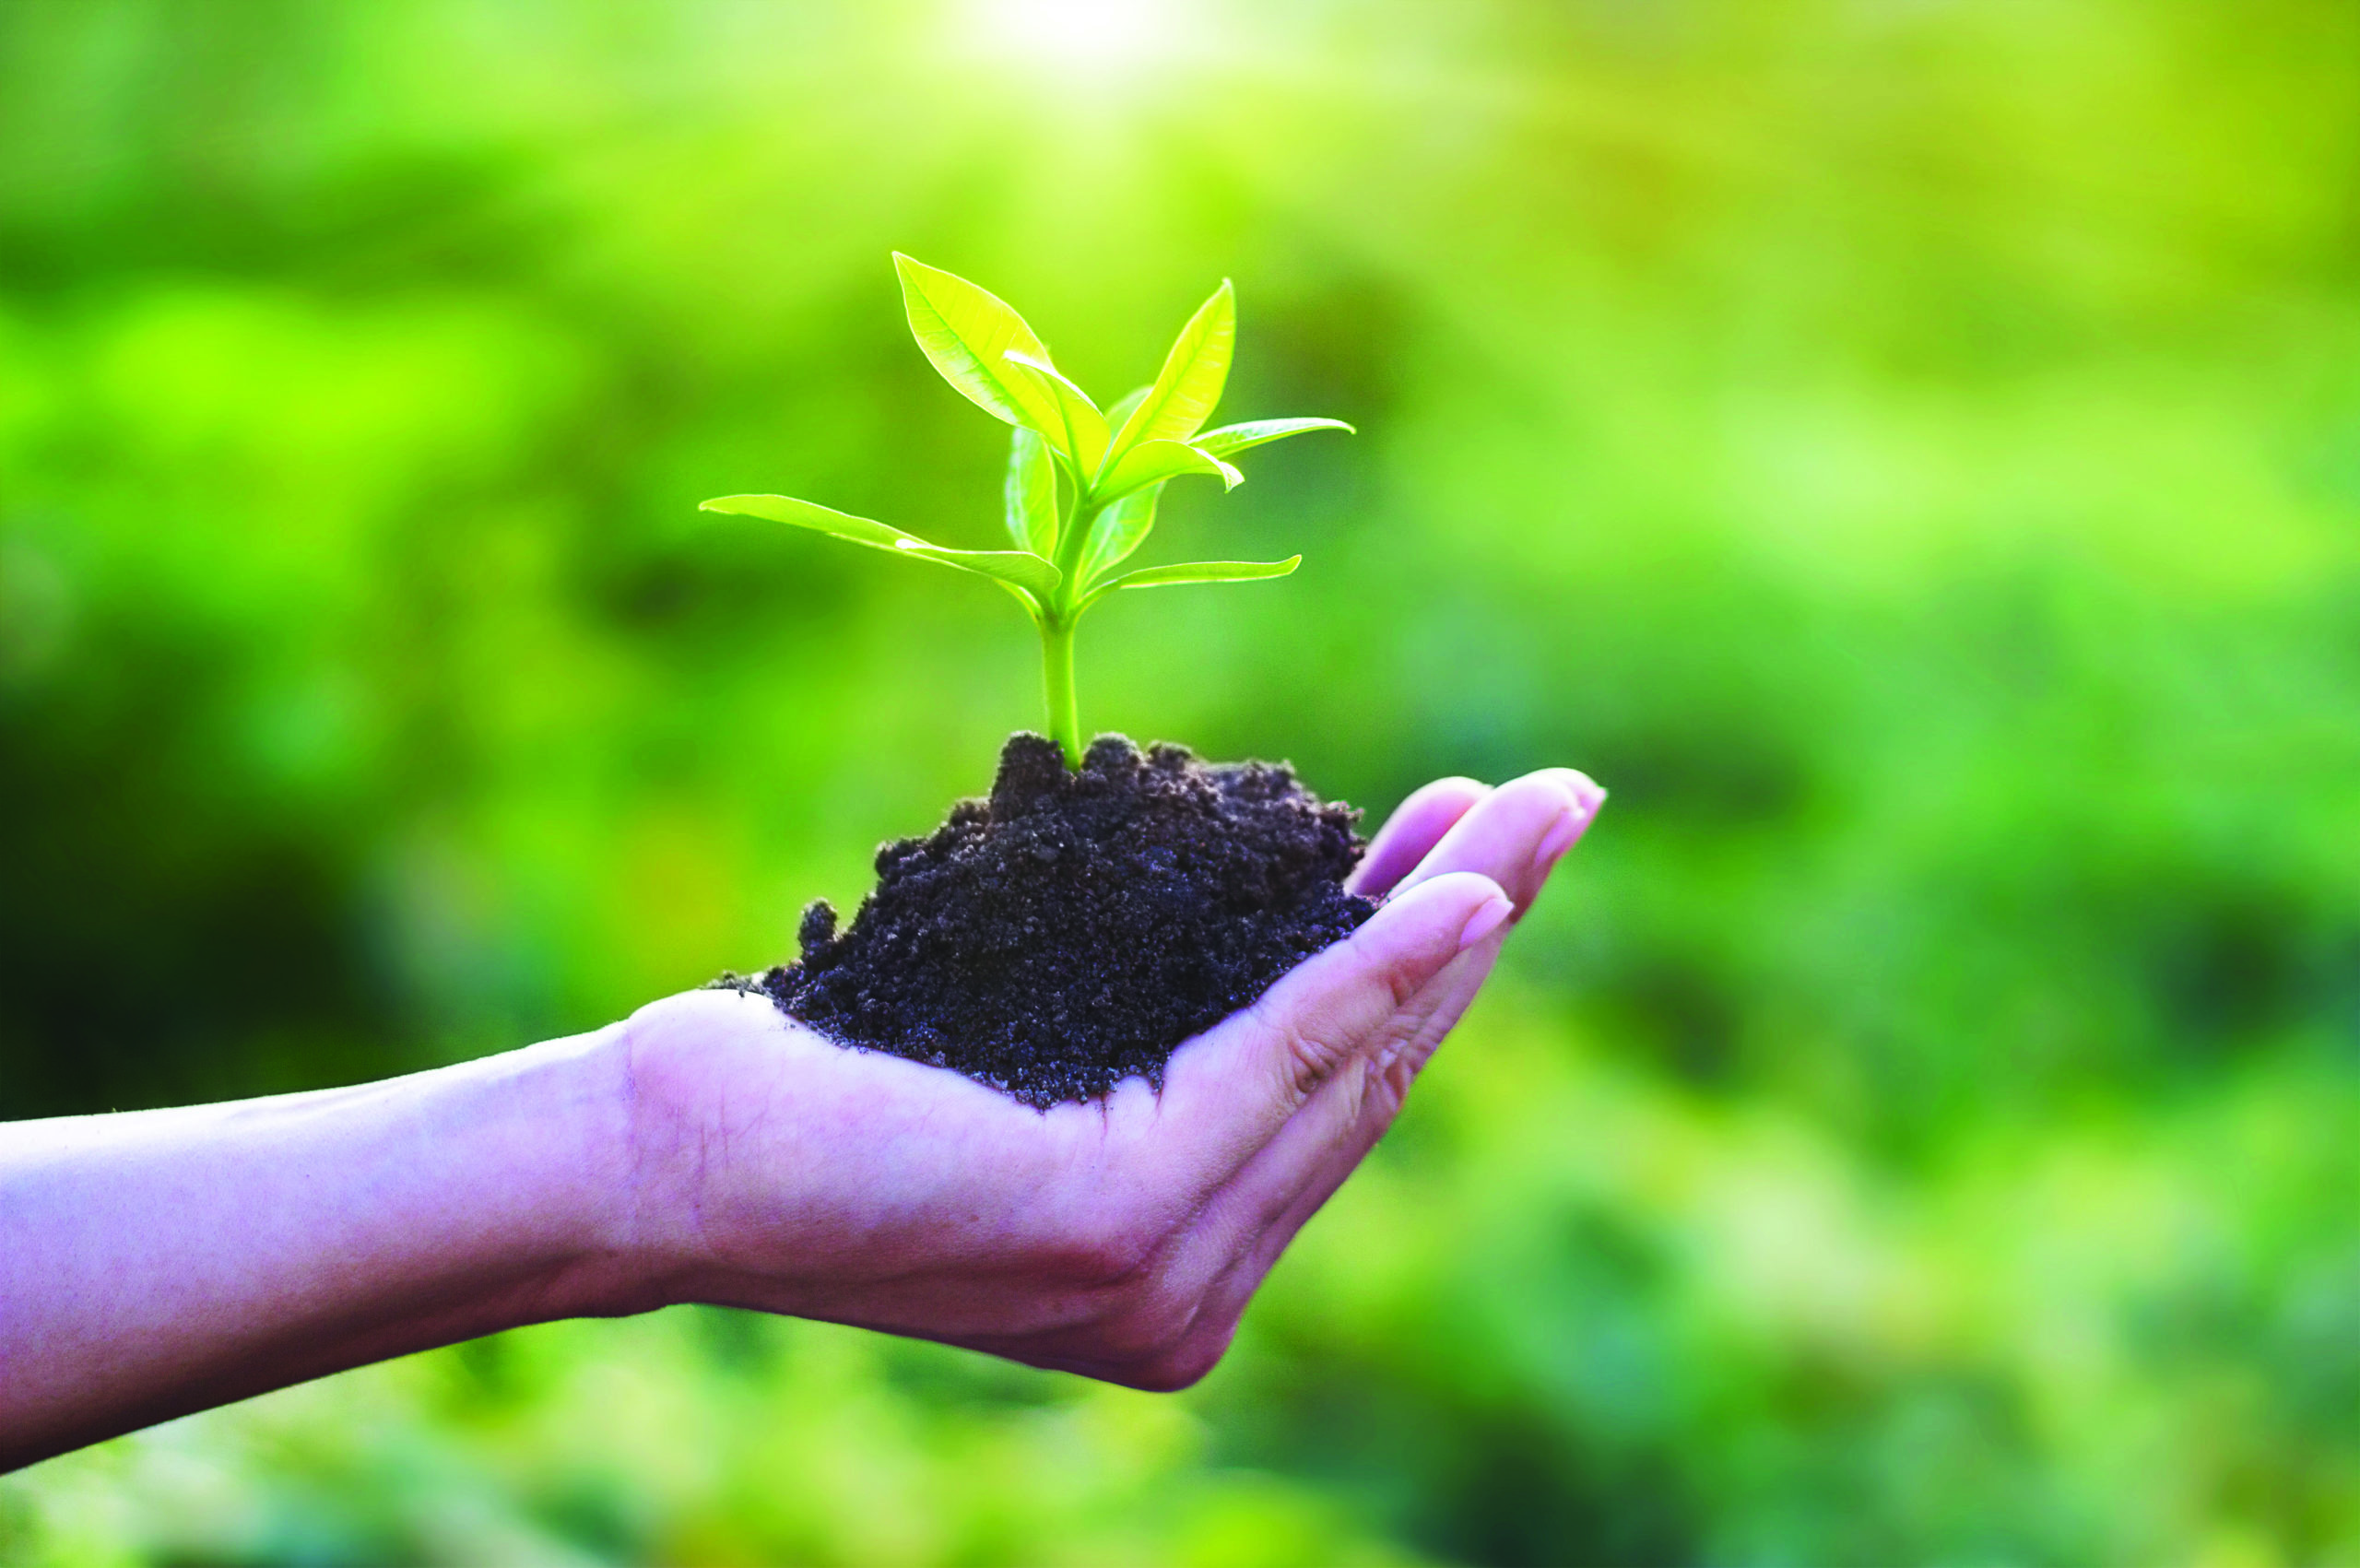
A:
[
  {"left": 1156, "top": 871, "right": 1513, "bottom": 1173},
  {"left": 1173, "top": 909, "right": 1510, "bottom": 1314},
  {"left": 1348, "top": 776, "right": 1491, "bottom": 898},
  {"left": 1386, "top": 767, "right": 1604, "bottom": 916},
  {"left": 1020, "top": 886, "right": 1516, "bottom": 1390}
]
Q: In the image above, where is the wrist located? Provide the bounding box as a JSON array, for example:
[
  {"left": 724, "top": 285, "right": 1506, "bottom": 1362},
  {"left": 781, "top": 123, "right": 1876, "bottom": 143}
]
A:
[
  {"left": 608, "top": 988, "right": 858, "bottom": 1318},
  {"left": 604, "top": 990, "right": 767, "bottom": 1312},
  {"left": 494, "top": 1019, "right": 681, "bottom": 1321}
]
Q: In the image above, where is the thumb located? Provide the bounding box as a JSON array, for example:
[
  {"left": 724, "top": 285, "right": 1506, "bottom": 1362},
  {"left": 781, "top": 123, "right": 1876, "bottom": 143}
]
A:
[{"left": 1160, "top": 871, "right": 1513, "bottom": 1153}]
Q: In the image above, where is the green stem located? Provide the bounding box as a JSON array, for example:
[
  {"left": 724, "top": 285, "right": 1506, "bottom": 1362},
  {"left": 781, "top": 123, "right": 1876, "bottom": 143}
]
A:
[
  {"left": 1039, "top": 476, "right": 1100, "bottom": 769},
  {"left": 1052, "top": 495, "right": 1100, "bottom": 593},
  {"left": 1040, "top": 615, "right": 1080, "bottom": 767}
]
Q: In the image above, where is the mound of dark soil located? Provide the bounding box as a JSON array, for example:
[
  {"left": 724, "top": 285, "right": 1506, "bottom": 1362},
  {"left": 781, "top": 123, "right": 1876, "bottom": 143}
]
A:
[{"left": 729, "top": 733, "right": 1375, "bottom": 1108}]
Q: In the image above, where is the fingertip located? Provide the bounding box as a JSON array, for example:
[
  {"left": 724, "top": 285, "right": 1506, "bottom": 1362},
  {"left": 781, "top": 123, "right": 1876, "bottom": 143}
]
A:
[
  {"left": 1528, "top": 766, "right": 1607, "bottom": 819},
  {"left": 1363, "top": 868, "right": 1512, "bottom": 960},
  {"left": 1458, "top": 889, "right": 1515, "bottom": 950},
  {"left": 1422, "top": 774, "right": 1493, "bottom": 804},
  {"left": 1276, "top": 868, "right": 1506, "bottom": 1025},
  {"left": 1156, "top": 869, "right": 1513, "bottom": 1164},
  {"left": 1527, "top": 770, "right": 1606, "bottom": 875},
  {"left": 1351, "top": 776, "right": 1493, "bottom": 896}
]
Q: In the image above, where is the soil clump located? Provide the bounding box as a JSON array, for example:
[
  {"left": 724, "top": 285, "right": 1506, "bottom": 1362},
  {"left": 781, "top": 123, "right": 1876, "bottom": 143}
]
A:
[{"left": 729, "top": 733, "right": 1374, "bottom": 1107}]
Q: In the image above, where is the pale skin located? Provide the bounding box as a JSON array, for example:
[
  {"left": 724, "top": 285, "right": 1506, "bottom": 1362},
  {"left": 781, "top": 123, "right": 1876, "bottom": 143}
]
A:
[{"left": 0, "top": 768, "right": 1603, "bottom": 1472}]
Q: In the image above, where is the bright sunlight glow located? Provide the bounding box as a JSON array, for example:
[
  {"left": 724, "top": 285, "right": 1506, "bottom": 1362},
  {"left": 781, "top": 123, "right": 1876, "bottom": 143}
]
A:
[{"left": 954, "top": 0, "right": 1188, "bottom": 77}]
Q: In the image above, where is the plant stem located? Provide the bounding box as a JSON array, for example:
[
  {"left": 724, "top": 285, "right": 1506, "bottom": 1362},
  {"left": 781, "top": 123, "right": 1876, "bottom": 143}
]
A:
[
  {"left": 1040, "top": 477, "right": 1099, "bottom": 769},
  {"left": 1040, "top": 615, "right": 1080, "bottom": 767}
]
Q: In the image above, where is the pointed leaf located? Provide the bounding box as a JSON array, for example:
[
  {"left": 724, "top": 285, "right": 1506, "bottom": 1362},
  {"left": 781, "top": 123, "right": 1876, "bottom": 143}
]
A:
[
  {"left": 1002, "top": 427, "right": 1058, "bottom": 556},
  {"left": 701, "top": 492, "right": 924, "bottom": 552},
  {"left": 1078, "top": 480, "right": 1163, "bottom": 587},
  {"left": 892, "top": 253, "right": 1061, "bottom": 435},
  {"left": 1193, "top": 417, "right": 1354, "bottom": 458},
  {"left": 1094, "top": 438, "right": 1242, "bottom": 504},
  {"left": 1082, "top": 555, "right": 1301, "bottom": 609},
  {"left": 700, "top": 493, "right": 1060, "bottom": 600},
  {"left": 1106, "top": 280, "right": 1234, "bottom": 465},
  {"left": 1108, "top": 556, "right": 1300, "bottom": 589},
  {"left": 1005, "top": 349, "right": 1109, "bottom": 477}
]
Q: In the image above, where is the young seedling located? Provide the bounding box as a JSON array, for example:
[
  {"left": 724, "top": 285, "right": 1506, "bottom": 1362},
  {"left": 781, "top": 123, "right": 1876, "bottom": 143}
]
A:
[{"left": 702, "top": 253, "right": 1352, "bottom": 767}]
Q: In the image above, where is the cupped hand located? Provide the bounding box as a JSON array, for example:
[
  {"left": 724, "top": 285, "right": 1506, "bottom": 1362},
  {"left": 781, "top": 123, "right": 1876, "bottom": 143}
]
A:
[{"left": 619, "top": 768, "right": 1604, "bottom": 1388}]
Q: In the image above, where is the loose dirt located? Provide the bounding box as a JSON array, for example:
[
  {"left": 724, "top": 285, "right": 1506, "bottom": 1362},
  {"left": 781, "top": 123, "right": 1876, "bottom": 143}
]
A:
[{"left": 727, "top": 733, "right": 1374, "bottom": 1107}]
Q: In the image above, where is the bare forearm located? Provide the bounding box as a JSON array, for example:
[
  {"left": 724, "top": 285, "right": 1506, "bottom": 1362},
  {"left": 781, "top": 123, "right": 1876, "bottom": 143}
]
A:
[{"left": 0, "top": 1026, "right": 648, "bottom": 1469}]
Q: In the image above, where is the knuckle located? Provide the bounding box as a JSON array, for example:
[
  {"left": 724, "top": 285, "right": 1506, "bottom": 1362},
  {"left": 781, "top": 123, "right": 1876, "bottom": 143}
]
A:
[
  {"left": 1378, "top": 952, "right": 1425, "bottom": 1012},
  {"left": 1285, "top": 1026, "right": 1349, "bottom": 1099},
  {"left": 1250, "top": 994, "right": 1351, "bottom": 1101}
]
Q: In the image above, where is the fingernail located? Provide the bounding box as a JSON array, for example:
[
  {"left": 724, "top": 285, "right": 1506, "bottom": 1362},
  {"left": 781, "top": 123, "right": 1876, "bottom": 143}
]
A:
[
  {"left": 1531, "top": 810, "right": 1582, "bottom": 875},
  {"left": 1458, "top": 895, "right": 1513, "bottom": 950}
]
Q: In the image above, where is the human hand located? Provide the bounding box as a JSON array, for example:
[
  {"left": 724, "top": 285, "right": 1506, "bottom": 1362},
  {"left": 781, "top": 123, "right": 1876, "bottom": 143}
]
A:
[
  {"left": 0, "top": 766, "right": 1601, "bottom": 1468},
  {"left": 619, "top": 767, "right": 1605, "bottom": 1388}
]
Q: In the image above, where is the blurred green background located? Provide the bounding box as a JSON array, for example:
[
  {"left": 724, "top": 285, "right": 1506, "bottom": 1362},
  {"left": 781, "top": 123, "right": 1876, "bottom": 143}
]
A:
[{"left": 5, "top": 0, "right": 2358, "bottom": 1562}]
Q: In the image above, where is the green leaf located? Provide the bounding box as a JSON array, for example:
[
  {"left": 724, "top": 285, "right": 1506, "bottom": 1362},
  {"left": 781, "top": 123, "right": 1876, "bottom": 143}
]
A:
[
  {"left": 1078, "top": 480, "right": 1163, "bottom": 587},
  {"left": 1082, "top": 555, "right": 1301, "bottom": 609},
  {"left": 1004, "top": 349, "right": 1109, "bottom": 477},
  {"left": 701, "top": 492, "right": 920, "bottom": 551},
  {"left": 1193, "top": 417, "right": 1354, "bottom": 458},
  {"left": 1093, "top": 438, "right": 1242, "bottom": 503},
  {"left": 1003, "top": 427, "right": 1058, "bottom": 556},
  {"left": 891, "top": 253, "right": 1061, "bottom": 435},
  {"left": 1106, "top": 280, "right": 1234, "bottom": 465},
  {"left": 700, "top": 492, "right": 1061, "bottom": 601},
  {"left": 988, "top": 576, "right": 1046, "bottom": 624},
  {"left": 893, "top": 540, "right": 1063, "bottom": 599}
]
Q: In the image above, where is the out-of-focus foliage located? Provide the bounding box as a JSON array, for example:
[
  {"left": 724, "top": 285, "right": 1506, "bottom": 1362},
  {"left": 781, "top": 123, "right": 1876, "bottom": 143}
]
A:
[{"left": 4, "top": 0, "right": 2358, "bottom": 1562}]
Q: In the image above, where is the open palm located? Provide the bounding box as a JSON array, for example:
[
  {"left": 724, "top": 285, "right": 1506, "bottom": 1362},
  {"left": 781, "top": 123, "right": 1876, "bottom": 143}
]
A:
[{"left": 620, "top": 768, "right": 1604, "bottom": 1388}]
